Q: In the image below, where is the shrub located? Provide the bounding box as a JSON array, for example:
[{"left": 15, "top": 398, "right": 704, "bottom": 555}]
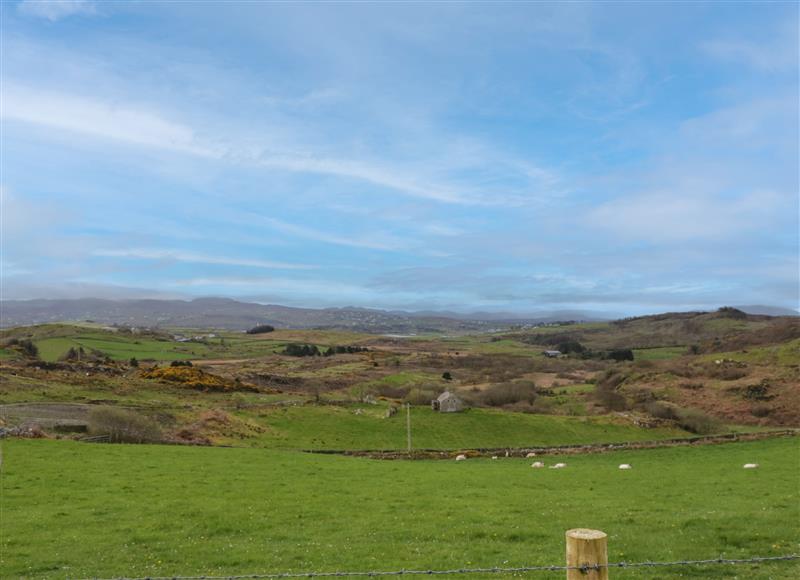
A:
[
  {"left": 405, "top": 387, "right": 439, "bottom": 406},
  {"left": 751, "top": 404, "right": 772, "bottom": 418},
  {"left": 709, "top": 366, "right": 748, "bottom": 381},
  {"left": 594, "top": 370, "right": 628, "bottom": 411},
  {"left": 645, "top": 401, "right": 679, "bottom": 420},
  {"left": 479, "top": 381, "right": 537, "bottom": 407},
  {"left": 87, "top": 407, "right": 162, "bottom": 443},
  {"left": 129, "top": 357, "right": 139, "bottom": 367},
  {"left": 557, "top": 340, "right": 586, "bottom": 355},
  {"left": 170, "top": 360, "right": 193, "bottom": 367},
  {"left": 442, "top": 371, "right": 453, "bottom": 381},
  {"left": 247, "top": 324, "right": 275, "bottom": 334},
  {"left": 323, "top": 345, "right": 369, "bottom": 356},
  {"left": 742, "top": 380, "right": 773, "bottom": 401},
  {"left": 674, "top": 408, "right": 720, "bottom": 435},
  {"left": 141, "top": 366, "right": 258, "bottom": 392},
  {"left": 12, "top": 339, "right": 39, "bottom": 359},
  {"left": 283, "top": 344, "right": 320, "bottom": 357},
  {"left": 373, "top": 383, "right": 409, "bottom": 399},
  {"left": 606, "top": 349, "right": 634, "bottom": 362}
]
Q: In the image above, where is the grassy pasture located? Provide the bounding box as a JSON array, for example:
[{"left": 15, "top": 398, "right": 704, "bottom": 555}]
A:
[
  {"left": 236, "top": 406, "right": 691, "bottom": 450},
  {"left": 632, "top": 346, "right": 687, "bottom": 361},
  {"left": 3, "top": 437, "right": 797, "bottom": 579},
  {"left": 699, "top": 338, "right": 800, "bottom": 366},
  {"left": 18, "top": 325, "right": 377, "bottom": 363},
  {"left": 33, "top": 334, "right": 212, "bottom": 362}
]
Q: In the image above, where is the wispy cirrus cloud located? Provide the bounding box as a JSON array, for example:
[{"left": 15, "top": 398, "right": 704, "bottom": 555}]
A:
[
  {"left": 17, "top": 0, "right": 96, "bottom": 21},
  {"left": 92, "top": 248, "right": 317, "bottom": 270},
  {"left": 703, "top": 21, "right": 799, "bottom": 73},
  {"left": 3, "top": 84, "right": 215, "bottom": 157}
]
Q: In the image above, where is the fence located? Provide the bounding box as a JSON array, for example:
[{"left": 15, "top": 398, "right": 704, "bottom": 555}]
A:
[{"left": 81, "top": 529, "right": 798, "bottom": 580}]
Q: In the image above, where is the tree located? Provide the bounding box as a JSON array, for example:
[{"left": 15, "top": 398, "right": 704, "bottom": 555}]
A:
[
  {"left": 246, "top": 324, "right": 276, "bottom": 334},
  {"left": 18, "top": 339, "right": 39, "bottom": 359},
  {"left": 607, "top": 349, "right": 634, "bottom": 362}
]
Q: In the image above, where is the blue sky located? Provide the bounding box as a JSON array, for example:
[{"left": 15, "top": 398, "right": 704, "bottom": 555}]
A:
[{"left": 2, "top": 1, "right": 798, "bottom": 315}]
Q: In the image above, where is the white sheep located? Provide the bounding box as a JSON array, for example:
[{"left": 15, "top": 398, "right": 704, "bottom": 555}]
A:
[
  {"left": 491, "top": 456, "right": 498, "bottom": 460},
  {"left": 549, "top": 462, "right": 567, "bottom": 469},
  {"left": 743, "top": 463, "right": 759, "bottom": 469},
  {"left": 619, "top": 464, "right": 632, "bottom": 470},
  {"left": 455, "top": 454, "right": 467, "bottom": 461},
  {"left": 530, "top": 461, "right": 545, "bottom": 468},
  {"left": 525, "top": 452, "right": 537, "bottom": 458}
]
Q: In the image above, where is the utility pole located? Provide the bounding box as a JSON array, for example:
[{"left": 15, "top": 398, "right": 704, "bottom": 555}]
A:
[{"left": 406, "top": 403, "right": 412, "bottom": 454}]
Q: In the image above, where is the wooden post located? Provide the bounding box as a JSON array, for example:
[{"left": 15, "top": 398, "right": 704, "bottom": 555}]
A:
[{"left": 566, "top": 528, "right": 608, "bottom": 580}]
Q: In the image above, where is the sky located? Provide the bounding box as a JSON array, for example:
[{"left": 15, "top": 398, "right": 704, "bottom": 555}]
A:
[{"left": 1, "top": 0, "right": 798, "bottom": 315}]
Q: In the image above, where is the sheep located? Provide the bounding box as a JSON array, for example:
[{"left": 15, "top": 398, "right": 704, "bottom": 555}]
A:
[
  {"left": 618, "top": 464, "right": 632, "bottom": 470},
  {"left": 455, "top": 454, "right": 467, "bottom": 461},
  {"left": 743, "top": 463, "right": 759, "bottom": 469},
  {"left": 530, "top": 461, "right": 545, "bottom": 468},
  {"left": 549, "top": 462, "right": 567, "bottom": 469},
  {"left": 525, "top": 452, "right": 537, "bottom": 458},
  {"left": 491, "top": 456, "right": 498, "bottom": 460}
]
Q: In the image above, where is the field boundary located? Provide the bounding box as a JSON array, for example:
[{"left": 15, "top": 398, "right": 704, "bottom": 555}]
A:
[
  {"left": 305, "top": 428, "right": 799, "bottom": 459},
  {"left": 77, "top": 553, "right": 800, "bottom": 579}
]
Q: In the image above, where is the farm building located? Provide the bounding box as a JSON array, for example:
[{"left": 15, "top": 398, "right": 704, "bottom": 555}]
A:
[
  {"left": 431, "top": 391, "right": 466, "bottom": 413},
  {"left": 542, "top": 350, "right": 562, "bottom": 358}
]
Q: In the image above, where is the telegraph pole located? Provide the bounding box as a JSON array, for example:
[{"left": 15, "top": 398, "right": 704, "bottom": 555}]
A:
[{"left": 406, "top": 403, "right": 412, "bottom": 454}]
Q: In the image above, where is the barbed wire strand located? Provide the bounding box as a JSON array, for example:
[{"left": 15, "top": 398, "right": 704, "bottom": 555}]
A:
[{"left": 80, "top": 553, "right": 800, "bottom": 580}]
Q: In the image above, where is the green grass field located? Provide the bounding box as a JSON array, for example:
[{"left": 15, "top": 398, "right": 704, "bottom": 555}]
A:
[
  {"left": 633, "top": 346, "right": 688, "bottom": 361},
  {"left": 13, "top": 325, "right": 377, "bottom": 363},
  {"left": 3, "top": 437, "right": 797, "bottom": 579},
  {"left": 234, "top": 406, "right": 692, "bottom": 450}
]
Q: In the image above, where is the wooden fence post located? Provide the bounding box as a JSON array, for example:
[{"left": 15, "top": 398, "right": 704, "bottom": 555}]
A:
[{"left": 566, "top": 528, "right": 608, "bottom": 580}]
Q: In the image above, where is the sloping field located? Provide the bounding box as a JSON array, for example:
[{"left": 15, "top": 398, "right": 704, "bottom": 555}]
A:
[
  {"left": 2, "top": 437, "right": 797, "bottom": 579},
  {"left": 237, "top": 406, "right": 691, "bottom": 450}
]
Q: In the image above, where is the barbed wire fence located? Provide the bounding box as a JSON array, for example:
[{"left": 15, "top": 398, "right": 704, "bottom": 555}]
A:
[{"left": 79, "top": 553, "right": 799, "bottom": 579}]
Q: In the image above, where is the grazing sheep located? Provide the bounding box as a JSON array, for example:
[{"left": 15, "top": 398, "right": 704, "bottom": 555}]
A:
[
  {"left": 455, "top": 454, "right": 467, "bottom": 461},
  {"left": 743, "top": 463, "right": 759, "bottom": 469},
  {"left": 505, "top": 450, "right": 509, "bottom": 457},
  {"left": 491, "top": 456, "right": 498, "bottom": 460},
  {"left": 530, "top": 461, "right": 545, "bottom": 468},
  {"left": 525, "top": 452, "right": 537, "bottom": 458},
  {"left": 549, "top": 463, "right": 567, "bottom": 469},
  {"left": 619, "top": 464, "right": 632, "bottom": 470}
]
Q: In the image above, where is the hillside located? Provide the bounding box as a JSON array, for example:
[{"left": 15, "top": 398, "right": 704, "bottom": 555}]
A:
[
  {"left": 0, "top": 297, "right": 574, "bottom": 332},
  {"left": 1, "top": 309, "right": 798, "bottom": 448}
]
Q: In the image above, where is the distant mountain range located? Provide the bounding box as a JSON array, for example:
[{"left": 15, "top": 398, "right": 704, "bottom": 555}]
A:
[
  {"left": 0, "top": 298, "right": 794, "bottom": 332},
  {"left": 0, "top": 297, "right": 612, "bottom": 332}
]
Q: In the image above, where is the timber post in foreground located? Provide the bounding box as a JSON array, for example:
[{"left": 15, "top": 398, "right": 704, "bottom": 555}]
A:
[{"left": 566, "top": 528, "right": 608, "bottom": 579}]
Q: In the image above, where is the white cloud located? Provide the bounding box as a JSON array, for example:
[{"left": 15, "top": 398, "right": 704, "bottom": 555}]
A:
[
  {"left": 92, "top": 248, "right": 316, "bottom": 270},
  {"left": 256, "top": 216, "right": 407, "bottom": 251},
  {"left": 703, "top": 23, "right": 799, "bottom": 73},
  {"left": 586, "top": 190, "right": 786, "bottom": 243},
  {"left": 17, "top": 0, "right": 95, "bottom": 21},
  {"left": 2, "top": 84, "right": 216, "bottom": 156},
  {"left": 2, "top": 79, "right": 560, "bottom": 207}
]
